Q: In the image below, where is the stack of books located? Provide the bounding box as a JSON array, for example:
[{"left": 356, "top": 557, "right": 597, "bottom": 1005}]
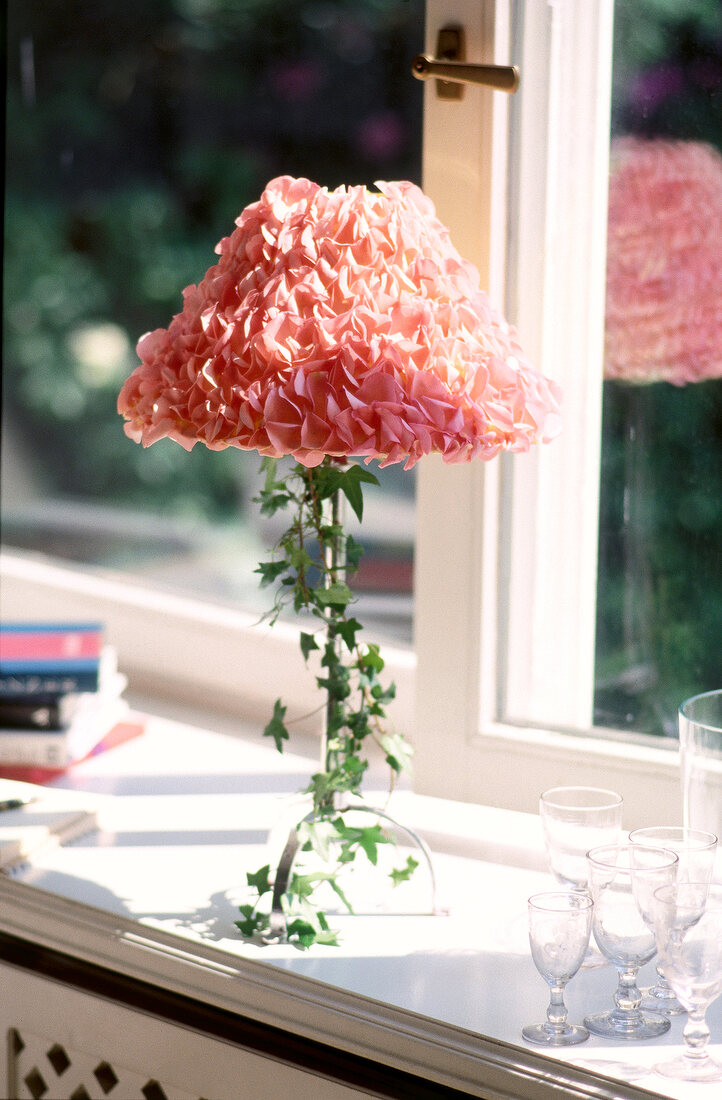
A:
[
  {"left": 0, "top": 622, "right": 143, "bottom": 782},
  {"left": 0, "top": 777, "right": 101, "bottom": 869}
]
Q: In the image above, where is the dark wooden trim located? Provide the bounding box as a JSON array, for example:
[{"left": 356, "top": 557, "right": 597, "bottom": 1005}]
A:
[{"left": 0, "top": 931, "right": 475, "bottom": 1099}]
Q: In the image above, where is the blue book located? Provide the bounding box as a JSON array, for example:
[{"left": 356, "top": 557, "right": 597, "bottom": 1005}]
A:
[{"left": 0, "top": 623, "right": 104, "bottom": 696}]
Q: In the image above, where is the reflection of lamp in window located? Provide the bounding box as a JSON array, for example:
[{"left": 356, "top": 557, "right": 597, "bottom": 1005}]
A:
[
  {"left": 605, "top": 136, "right": 722, "bottom": 385},
  {"left": 599, "top": 138, "right": 722, "bottom": 734},
  {"left": 118, "top": 176, "right": 562, "bottom": 942}
]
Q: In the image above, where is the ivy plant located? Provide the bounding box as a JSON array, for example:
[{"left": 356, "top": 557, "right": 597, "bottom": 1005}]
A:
[{"left": 236, "top": 457, "right": 416, "bottom": 947}]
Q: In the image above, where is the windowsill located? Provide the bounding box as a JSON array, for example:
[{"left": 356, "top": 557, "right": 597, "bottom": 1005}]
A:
[
  {"left": 0, "top": 698, "right": 716, "bottom": 1100},
  {"left": 0, "top": 548, "right": 683, "bottom": 831}
]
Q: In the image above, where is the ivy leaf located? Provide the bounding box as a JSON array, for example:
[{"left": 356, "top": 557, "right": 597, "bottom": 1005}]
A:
[
  {"left": 299, "top": 631, "right": 320, "bottom": 662},
  {"left": 316, "top": 672, "right": 351, "bottom": 700},
  {"left": 254, "top": 458, "right": 298, "bottom": 516},
  {"left": 286, "top": 917, "right": 319, "bottom": 948},
  {"left": 313, "top": 928, "right": 342, "bottom": 946},
  {"left": 298, "top": 819, "right": 338, "bottom": 862},
  {"left": 341, "top": 755, "right": 367, "bottom": 781},
  {"left": 263, "top": 699, "right": 289, "bottom": 752},
  {"left": 381, "top": 732, "right": 414, "bottom": 774},
  {"left": 315, "top": 582, "right": 353, "bottom": 611},
  {"left": 335, "top": 820, "right": 389, "bottom": 866},
  {"left": 372, "top": 682, "right": 396, "bottom": 704},
  {"left": 361, "top": 643, "right": 385, "bottom": 673},
  {"left": 337, "top": 464, "right": 379, "bottom": 523},
  {"left": 288, "top": 545, "right": 314, "bottom": 574},
  {"left": 304, "top": 769, "right": 338, "bottom": 806},
  {"left": 235, "top": 912, "right": 265, "bottom": 937},
  {"left": 289, "top": 872, "right": 318, "bottom": 901},
  {"left": 246, "top": 864, "right": 272, "bottom": 896},
  {"left": 255, "top": 559, "right": 288, "bottom": 587},
  {"left": 258, "top": 491, "right": 293, "bottom": 517},
  {"left": 319, "top": 523, "right": 344, "bottom": 542},
  {"left": 390, "top": 856, "right": 419, "bottom": 887},
  {"left": 345, "top": 534, "right": 364, "bottom": 572},
  {"left": 260, "top": 456, "right": 278, "bottom": 484},
  {"left": 336, "top": 617, "right": 362, "bottom": 652},
  {"left": 357, "top": 823, "right": 390, "bottom": 865},
  {"left": 311, "top": 464, "right": 345, "bottom": 502}
]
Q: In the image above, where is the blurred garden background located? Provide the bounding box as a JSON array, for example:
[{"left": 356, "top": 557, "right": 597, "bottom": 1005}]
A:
[{"left": 3, "top": 0, "right": 424, "bottom": 635}]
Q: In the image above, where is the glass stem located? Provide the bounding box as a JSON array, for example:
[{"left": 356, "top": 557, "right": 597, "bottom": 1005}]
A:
[
  {"left": 546, "top": 984, "right": 569, "bottom": 1033},
  {"left": 614, "top": 967, "right": 642, "bottom": 1017},
  {"left": 683, "top": 1007, "right": 711, "bottom": 1062}
]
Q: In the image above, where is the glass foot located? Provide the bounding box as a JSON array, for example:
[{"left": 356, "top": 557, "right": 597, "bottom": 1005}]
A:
[
  {"left": 522, "top": 1022, "right": 589, "bottom": 1047},
  {"left": 640, "top": 985, "right": 686, "bottom": 1017},
  {"left": 584, "top": 1009, "right": 670, "bottom": 1040},
  {"left": 654, "top": 1054, "right": 722, "bottom": 1082}
]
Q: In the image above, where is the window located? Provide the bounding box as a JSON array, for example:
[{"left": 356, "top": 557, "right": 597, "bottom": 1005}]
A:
[
  {"left": 414, "top": 0, "right": 698, "bottom": 819},
  {"left": 3, "top": 0, "right": 715, "bottom": 821},
  {"left": 2, "top": 0, "right": 423, "bottom": 644},
  {"left": 2, "top": 0, "right": 424, "bottom": 722}
]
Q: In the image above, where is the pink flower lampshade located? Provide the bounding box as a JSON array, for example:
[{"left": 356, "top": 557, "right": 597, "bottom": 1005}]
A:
[
  {"left": 604, "top": 137, "right": 722, "bottom": 385},
  {"left": 118, "top": 176, "right": 561, "bottom": 467}
]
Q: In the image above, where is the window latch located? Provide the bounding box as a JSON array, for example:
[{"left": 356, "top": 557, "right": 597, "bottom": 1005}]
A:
[{"left": 412, "top": 27, "right": 519, "bottom": 99}]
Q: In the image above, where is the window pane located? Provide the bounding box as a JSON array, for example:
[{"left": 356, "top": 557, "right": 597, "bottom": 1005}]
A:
[
  {"left": 3, "top": 0, "right": 423, "bottom": 644},
  {"left": 595, "top": 0, "right": 722, "bottom": 736}
]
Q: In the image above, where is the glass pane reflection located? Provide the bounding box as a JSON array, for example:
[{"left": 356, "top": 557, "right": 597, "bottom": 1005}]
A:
[{"left": 595, "top": 1, "right": 722, "bottom": 735}]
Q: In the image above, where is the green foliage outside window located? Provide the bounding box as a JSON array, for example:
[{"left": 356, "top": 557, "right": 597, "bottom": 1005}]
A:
[{"left": 4, "top": 0, "right": 423, "bottom": 519}]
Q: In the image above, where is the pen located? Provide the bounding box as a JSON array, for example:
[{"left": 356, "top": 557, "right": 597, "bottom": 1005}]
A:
[{"left": 0, "top": 796, "right": 37, "bottom": 812}]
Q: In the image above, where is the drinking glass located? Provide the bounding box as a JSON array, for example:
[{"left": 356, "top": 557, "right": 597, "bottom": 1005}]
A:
[
  {"left": 652, "top": 882, "right": 722, "bottom": 1082},
  {"left": 584, "top": 844, "right": 678, "bottom": 1039},
  {"left": 540, "top": 786, "right": 623, "bottom": 968},
  {"left": 540, "top": 787, "right": 624, "bottom": 890},
  {"left": 629, "top": 825, "right": 717, "bottom": 1015},
  {"left": 679, "top": 691, "right": 722, "bottom": 879},
  {"left": 522, "top": 891, "right": 593, "bottom": 1046}
]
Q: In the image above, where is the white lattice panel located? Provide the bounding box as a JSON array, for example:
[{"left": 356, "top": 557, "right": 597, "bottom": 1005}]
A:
[{"left": 8, "top": 1027, "right": 202, "bottom": 1100}]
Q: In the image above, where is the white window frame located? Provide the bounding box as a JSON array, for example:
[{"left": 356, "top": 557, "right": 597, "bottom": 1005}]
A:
[
  {"left": 413, "top": 0, "right": 681, "bottom": 826},
  {"left": 0, "top": 0, "right": 682, "bottom": 827}
]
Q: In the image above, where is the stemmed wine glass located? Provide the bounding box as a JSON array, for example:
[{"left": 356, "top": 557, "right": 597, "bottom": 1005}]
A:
[
  {"left": 541, "top": 787, "right": 624, "bottom": 889},
  {"left": 629, "top": 825, "right": 717, "bottom": 1015},
  {"left": 584, "top": 843, "right": 678, "bottom": 1040},
  {"left": 652, "top": 882, "right": 722, "bottom": 1082},
  {"left": 522, "top": 891, "right": 593, "bottom": 1047},
  {"left": 540, "top": 787, "right": 623, "bottom": 967}
]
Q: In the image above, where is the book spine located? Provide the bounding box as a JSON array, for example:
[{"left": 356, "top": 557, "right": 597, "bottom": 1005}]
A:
[
  {"left": 0, "top": 669, "right": 100, "bottom": 696},
  {"left": 0, "top": 623, "right": 103, "bottom": 696},
  {"left": 0, "top": 693, "right": 130, "bottom": 766},
  {"left": 0, "top": 731, "right": 77, "bottom": 767},
  {"left": 0, "top": 699, "right": 66, "bottom": 730},
  {"left": 0, "top": 624, "right": 103, "bottom": 662},
  {"left": 0, "top": 719, "right": 144, "bottom": 779}
]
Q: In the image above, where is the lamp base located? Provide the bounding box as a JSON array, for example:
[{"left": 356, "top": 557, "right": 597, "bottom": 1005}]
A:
[{"left": 267, "top": 802, "right": 441, "bottom": 941}]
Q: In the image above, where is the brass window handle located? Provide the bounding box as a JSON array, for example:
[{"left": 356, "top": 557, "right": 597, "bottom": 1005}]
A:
[
  {"left": 412, "top": 54, "right": 519, "bottom": 94},
  {"left": 412, "top": 27, "right": 519, "bottom": 99}
]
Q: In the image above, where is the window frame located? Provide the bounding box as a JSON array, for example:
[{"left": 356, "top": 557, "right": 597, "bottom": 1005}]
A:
[{"left": 412, "top": 0, "right": 682, "bottom": 827}]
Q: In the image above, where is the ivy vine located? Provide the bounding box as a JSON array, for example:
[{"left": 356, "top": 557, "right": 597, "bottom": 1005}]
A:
[{"left": 235, "top": 457, "right": 416, "bottom": 948}]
